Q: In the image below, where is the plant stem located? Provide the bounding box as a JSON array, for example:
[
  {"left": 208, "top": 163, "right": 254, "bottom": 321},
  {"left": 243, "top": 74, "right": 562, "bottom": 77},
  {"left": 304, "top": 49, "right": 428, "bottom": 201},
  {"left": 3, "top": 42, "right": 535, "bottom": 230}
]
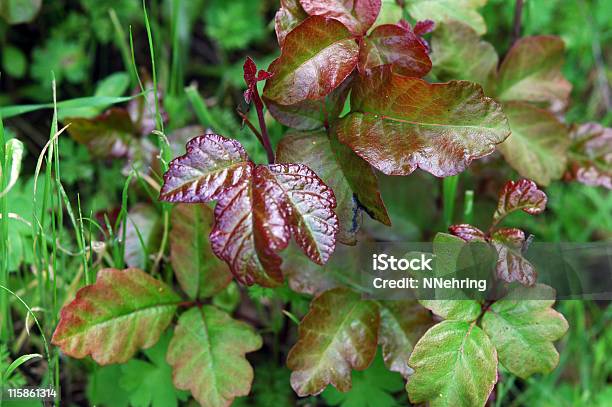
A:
[
  {"left": 442, "top": 175, "right": 460, "bottom": 227},
  {"left": 250, "top": 88, "right": 275, "bottom": 164},
  {"left": 511, "top": 0, "right": 524, "bottom": 46}
]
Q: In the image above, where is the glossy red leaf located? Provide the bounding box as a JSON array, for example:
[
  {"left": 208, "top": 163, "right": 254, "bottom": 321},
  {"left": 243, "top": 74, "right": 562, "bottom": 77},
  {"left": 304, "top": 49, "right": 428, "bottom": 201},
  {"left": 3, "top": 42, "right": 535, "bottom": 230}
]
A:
[
  {"left": 52, "top": 268, "right": 180, "bottom": 364},
  {"left": 337, "top": 67, "right": 510, "bottom": 176},
  {"left": 160, "top": 134, "right": 339, "bottom": 287},
  {"left": 448, "top": 224, "right": 486, "bottom": 242},
  {"left": 263, "top": 16, "right": 359, "bottom": 105},
  {"left": 491, "top": 228, "right": 537, "bottom": 286},
  {"left": 264, "top": 74, "right": 352, "bottom": 131},
  {"left": 358, "top": 24, "right": 431, "bottom": 77},
  {"left": 243, "top": 57, "right": 273, "bottom": 104},
  {"left": 567, "top": 123, "right": 612, "bottom": 189},
  {"left": 275, "top": 0, "right": 308, "bottom": 47},
  {"left": 413, "top": 19, "right": 434, "bottom": 35},
  {"left": 299, "top": 0, "right": 381, "bottom": 36},
  {"left": 493, "top": 179, "right": 547, "bottom": 224},
  {"left": 159, "top": 134, "right": 251, "bottom": 203}
]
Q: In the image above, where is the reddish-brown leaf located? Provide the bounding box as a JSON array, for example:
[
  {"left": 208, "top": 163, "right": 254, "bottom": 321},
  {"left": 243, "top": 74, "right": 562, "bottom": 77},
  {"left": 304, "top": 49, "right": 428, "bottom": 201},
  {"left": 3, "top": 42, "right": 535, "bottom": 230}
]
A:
[
  {"left": 337, "top": 67, "right": 510, "bottom": 176},
  {"left": 264, "top": 74, "right": 353, "bottom": 131},
  {"left": 448, "top": 224, "right": 486, "bottom": 241},
  {"left": 287, "top": 287, "right": 380, "bottom": 396},
  {"left": 497, "top": 36, "right": 572, "bottom": 108},
  {"left": 243, "top": 57, "right": 273, "bottom": 104},
  {"left": 493, "top": 179, "right": 547, "bottom": 224},
  {"left": 65, "top": 108, "right": 136, "bottom": 159},
  {"left": 299, "top": 0, "right": 381, "bottom": 36},
  {"left": 358, "top": 24, "right": 431, "bottom": 77},
  {"left": 263, "top": 16, "right": 359, "bottom": 105},
  {"left": 491, "top": 228, "right": 537, "bottom": 286},
  {"left": 159, "top": 134, "right": 251, "bottom": 203},
  {"left": 52, "top": 268, "right": 180, "bottom": 364},
  {"left": 567, "top": 123, "right": 612, "bottom": 189},
  {"left": 275, "top": 0, "right": 308, "bottom": 47}
]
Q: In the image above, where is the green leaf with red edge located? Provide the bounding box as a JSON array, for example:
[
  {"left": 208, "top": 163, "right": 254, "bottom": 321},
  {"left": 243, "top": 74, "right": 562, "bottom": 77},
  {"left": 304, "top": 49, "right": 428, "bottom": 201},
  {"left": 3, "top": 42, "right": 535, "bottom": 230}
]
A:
[
  {"left": 497, "top": 102, "right": 570, "bottom": 186},
  {"left": 287, "top": 287, "right": 380, "bottom": 396},
  {"left": 51, "top": 268, "right": 180, "bottom": 365},
  {"left": 493, "top": 179, "right": 547, "bottom": 224},
  {"left": 65, "top": 108, "right": 137, "bottom": 159},
  {"left": 299, "top": 0, "right": 381, "bottom": 36},
  {"left": 378, "top": 300, "right": 433, "bottom": 378},
  {"left": 491, "top": 228, "right": 536, "bottom": 286},
  {"left": 358, "top": 23, "right": 431, "bottom": 77},
  {"left": 124, "top": 204, "right": 161, "bottom": 270},
  {"left": 167, "top": 306, "right": 262, "bottom": 407},
  {"left": 277, "top": 130, "right": 389, "bottom": 244},
  {"left": 431, "top": 21, "right": 498, "bottom": 92},
  {"left": 496, "top": 36, "right": 571, "bottom": 108},
  {"left": 567, "top": 122, "right": 612, "bottom": 189},
  {"left": 170, "top": 203, "right": 232, "bottom": 299},
  {"left": 264, "top": 74, "right": 353, "bottom": 131},
  {"left": 336, "top": 67, "right": 510, "bottom": 177},
  {"left": 275, "top": 0, "right": 308, "bottom": 47},
  {"left": 482, "top": 284, "right": 568, "bottom": 379},
  {"left": 406, "top": 0, "right": 488, "bottom": 35},
  {"left": 263, "top": 16, "right": 359, "bottom": 106},
  {"left": 407, "top": 320, "right": 498, "bottom": 407},
  {"left": 160, "top": 134, "right": 339, "bottom": 287}
]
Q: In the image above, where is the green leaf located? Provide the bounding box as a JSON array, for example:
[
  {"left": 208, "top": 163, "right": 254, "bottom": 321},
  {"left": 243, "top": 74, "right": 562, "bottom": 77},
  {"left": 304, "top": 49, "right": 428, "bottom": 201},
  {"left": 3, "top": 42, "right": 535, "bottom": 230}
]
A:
[
  {"left": 87, "top": 365, "right": 131, "bottom": 407},
  {"left": 371, "top": 0, "right": 402, "bottom": 28},
  {"left": 2, "top": 45, "right": 27, "bottom": 78},
  {"left": 497, "top": 102, "right": 570, "bottom": 186},
  {"left": 482, "top": 284, "right": 568, "bottom": 378},
  {"left": 263, "top": 16, "right": 359, "bottom": 105},
  {"left": 204, "top": 0, "right": 265, "bottom": 51},
  {"left": 167, "top": 306, "right": 262, "bottom": 407},
  {"left": 277, "top": 130, "right": 389, "bottom": 244},
  {"left": 431, "top": 21, "right": 498, "bottom": 91},
  {"left": 3, "top": 353, "right": 41, "bottom": 382},
  {"left": 124, "top": 204, "right": 161, "bottom": 270},
  {"left": 321, "top": 351, "right": 404, "bottom": 407},
  {"left": 407, "top": 320, "right": 498, "bottom": 407},
  {"left": 407, "top": 0, "right": 488, "bottom": 35},
  {"left": 120, "top": 332, "right": 189, "bottom": 407},
  {"left": 0, "top": 0, "right": 41, "bottom": 24},
  {"left": 337, "top": 67, "right": 510, "bottom": 177},
  {"left": 52, "top": 268, "right": 180, "bottom": 364},
  {"left": 378, "top": 300, "right": 432, "bottom": 378},
  {"left": 170, "top": 203, "right": 231, "bottom": 298},
  {"left": 496, "top": 36, "right": 572, "bottom": 107},
  {"left": 287, "top": 287, "right": 380, "bottom": 396}
]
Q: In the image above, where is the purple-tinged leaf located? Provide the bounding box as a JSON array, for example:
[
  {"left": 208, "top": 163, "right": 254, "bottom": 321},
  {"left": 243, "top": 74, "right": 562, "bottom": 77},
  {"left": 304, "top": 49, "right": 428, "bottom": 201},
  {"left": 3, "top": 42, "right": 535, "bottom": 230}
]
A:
[
  {"left": 65, "top": 108, "right": 136, "bottom": 159},
  {"left": 263, "top": 16, "right": 359, "bottom": 105},
  {"left": 493, "top": 179, "right": 547, "bottom": 223},
  {"left": 287, "top": 287, "right": 380, "bottom": 396},
  {"left": 358, "top": 24, "right": 431, "bottom": 77},
  {"left": 491, "top": 228, "right": 537, "bottom": 286},
  {"left": 448, "top": 224, "right": 486, "bottom": 241},
  {"left": 337, "top": 67, "right": 510, "bottom": 177},
  {"left": 52, "top": 268, "right": 179, "bottom": 365},
  {"left": 498, "top": 102, "right": 570, "bottom": 186},
  {"left": 275, "top": 0, "right": 308, "bottom": 47},
  {"left": 159, "top": 134, "right": 251, "bottom": 203},
  {"left": 567, "top": 122, "right": 612, "bottom": 189},
  {"left": 243, "top": 57, "right": 273, "bottom": 104},
  {"left": 170, "top": 204, "right": 231, "bottom": 299},
  {"left": 413, "top": 19, "right": 434, "bottom": 35},
  {"left": 497, "top": 36, "right": 572, "bottom": 108},
  {"left": 299, "top": 0, "right": 381, "bottom": 36}
]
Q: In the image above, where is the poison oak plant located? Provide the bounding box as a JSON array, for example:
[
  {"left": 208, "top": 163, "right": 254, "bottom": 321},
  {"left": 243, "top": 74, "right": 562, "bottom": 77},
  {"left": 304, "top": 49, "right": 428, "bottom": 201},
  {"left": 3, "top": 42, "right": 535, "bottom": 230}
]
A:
[{"left": 50, "top": 1, "right": 610, "bottom": 406}]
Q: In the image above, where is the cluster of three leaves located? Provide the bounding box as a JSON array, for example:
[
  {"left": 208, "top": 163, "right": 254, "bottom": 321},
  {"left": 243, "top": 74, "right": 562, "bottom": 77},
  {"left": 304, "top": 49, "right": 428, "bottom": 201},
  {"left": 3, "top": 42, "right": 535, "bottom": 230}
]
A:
[{"left": 52, "top": 268, "right": 261, "bottom": 407}]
